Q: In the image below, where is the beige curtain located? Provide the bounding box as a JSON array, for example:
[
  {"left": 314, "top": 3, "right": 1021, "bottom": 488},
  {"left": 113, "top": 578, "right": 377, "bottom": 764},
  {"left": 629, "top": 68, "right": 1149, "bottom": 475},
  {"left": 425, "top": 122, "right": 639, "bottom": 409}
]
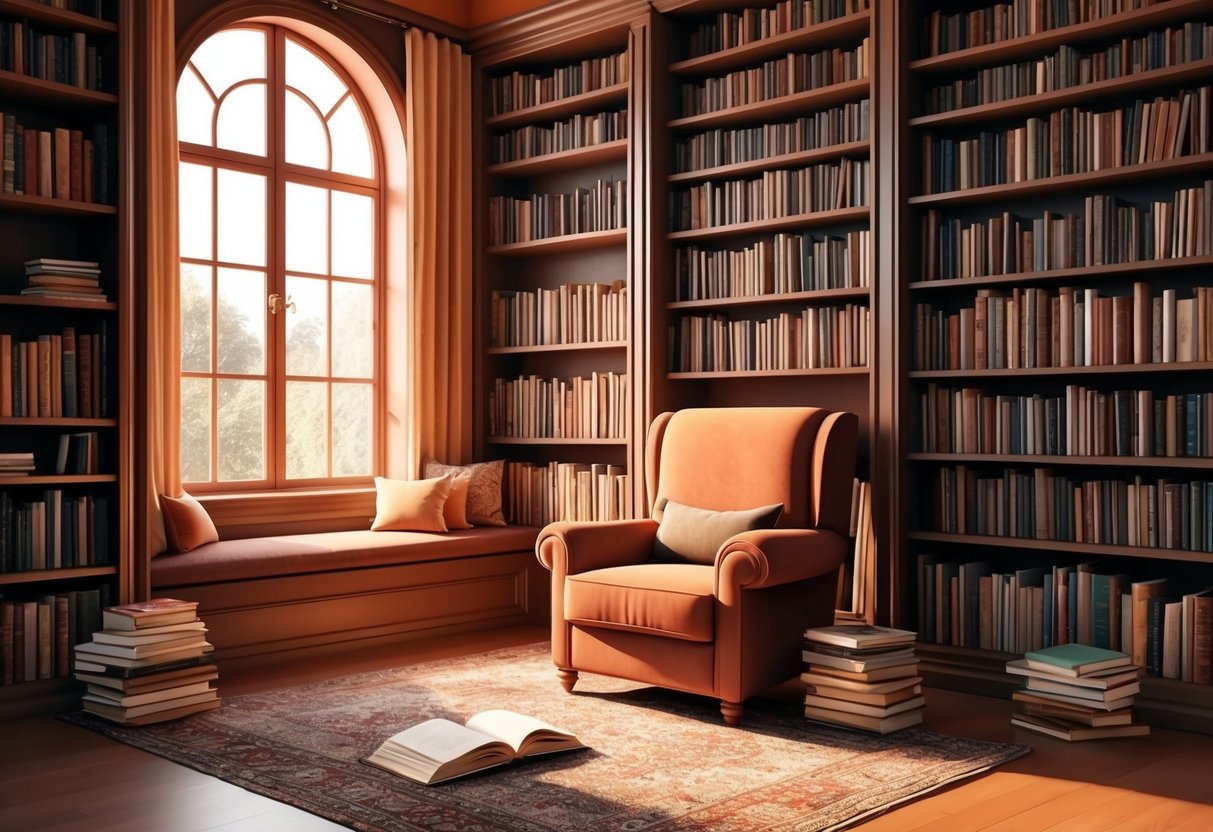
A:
[
  {"left": 404, "top": 28, "right": 473, "bottom": 472},
  {"left": 130, "top": 1, "right": 180, "bottom": 596}
]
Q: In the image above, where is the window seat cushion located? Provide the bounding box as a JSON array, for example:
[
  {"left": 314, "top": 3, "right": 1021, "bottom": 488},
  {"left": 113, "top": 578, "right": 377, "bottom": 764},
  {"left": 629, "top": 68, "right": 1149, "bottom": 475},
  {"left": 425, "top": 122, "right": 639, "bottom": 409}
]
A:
[{"left": 151, "top": 526, "right": 540, "bottom": 587}]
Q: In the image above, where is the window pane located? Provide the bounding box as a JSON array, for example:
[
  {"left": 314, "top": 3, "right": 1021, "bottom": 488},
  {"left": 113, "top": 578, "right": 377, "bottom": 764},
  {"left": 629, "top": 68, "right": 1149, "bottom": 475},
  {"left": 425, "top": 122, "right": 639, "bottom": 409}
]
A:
[
  {"left": 176, "top": 68, "right": 214, "bottom": 147},
  {"left": 217, "top": 378, "right": 265, "bottom": 481},
  {"left": 331, "top": 281, "right": 372, "bottom": 378},
  {"left": 285, "top": 38, "right": 347, "bottom": 117},
  {"left": 285, "top": 275, "right": 328, "bottom": 377},
  {"left": 180, "top": 377, "right": 212, "bottom": 483},
  {"left": 285, "top": 182, "right": 328, "bottom": 274},
  {"left": 190, "top": 29, "right": 266, "bottom": 101},
  {"left": 217, "top": 169, "right": 266, "bottom": 267},
  {"left": 329, "top": 97, "right": 373, "bottom": 178},
  {"left": 178, "top": 162, "right": 212, "bottom": 261},
  {"left": 284, "top": 90, "right": 329, "bottom": 170},
  {"left": 286, "top": 381, "right": 327, "bottom": 479},
  {"left": 217, "top": 267, "right": 266, "bottom": 375},
  {"left": 331, "top": 191, "right": 373, "bottom": 279},
  {"left": 180, "top": 263, "right": 213, "bottom": 373},
  {"left": 332, "top": 383, "right": 372, "bottom": 476},
  {"left": 216, "top": 82, "right": 267, "bottom": 157}
]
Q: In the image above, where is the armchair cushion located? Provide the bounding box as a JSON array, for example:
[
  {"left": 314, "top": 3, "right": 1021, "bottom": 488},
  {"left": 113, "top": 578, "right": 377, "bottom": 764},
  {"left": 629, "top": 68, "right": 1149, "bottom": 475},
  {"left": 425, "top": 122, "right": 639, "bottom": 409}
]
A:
[
  {"left": 565, "top": 563, "right": 715, "bottom": 642},
  {"left": 653, "top": 498, "right": 784, "bottom": 565}
]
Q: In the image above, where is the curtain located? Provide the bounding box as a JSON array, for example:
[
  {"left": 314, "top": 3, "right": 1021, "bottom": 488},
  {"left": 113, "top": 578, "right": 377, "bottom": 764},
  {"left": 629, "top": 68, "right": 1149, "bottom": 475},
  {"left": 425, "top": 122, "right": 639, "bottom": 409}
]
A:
[
  {"left": 130, "top": 1, "right": 180, "bottom": 596},
  {"left": 404, "top": 28, "right": 474, "bottom": 473}
]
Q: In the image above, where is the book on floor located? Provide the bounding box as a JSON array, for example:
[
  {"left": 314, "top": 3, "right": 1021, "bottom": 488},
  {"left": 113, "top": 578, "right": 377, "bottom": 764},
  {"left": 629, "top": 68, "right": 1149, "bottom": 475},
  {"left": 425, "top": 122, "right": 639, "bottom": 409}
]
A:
[
  {"left": 806, "top": 681, "right": 923, "bottom": 708},
  {"left": 82, "top": 688, "right": 220, "bottom": 722},
  {"left": 362, "top": 709, "right": 586, "bottom": 785},
  {"left": 101, "top": 598, "right": 200, "bottom": 631},
  {"left": 801, "top": 647, "right": 916, "bottom": 672},
  {"left": 1011, "top": 691, "right": 1135, "bottom": 727},
  {"left": 1022, "top": 643, "right": 1133, "bottom": 677},
  {"left": 804, "top": 624, "right": 917, "bottom": 650},
  {"left": 804, "top": 662, "right": 921, "bottom": 684},
  {"left": 803, "top": 693, "right": 926, "bottom": 719},
  {"left": 804, "top": 703, "right": 924, "bottom": 735},
  {"left": 84, "top": 697, "right": 222, "bottom": 725},
  {"left": 1005, "top": 659, "right": 1141, "bottom": 689},
  {"left": 1010, "top": 713, "right": 1150, "bottom": 742}
]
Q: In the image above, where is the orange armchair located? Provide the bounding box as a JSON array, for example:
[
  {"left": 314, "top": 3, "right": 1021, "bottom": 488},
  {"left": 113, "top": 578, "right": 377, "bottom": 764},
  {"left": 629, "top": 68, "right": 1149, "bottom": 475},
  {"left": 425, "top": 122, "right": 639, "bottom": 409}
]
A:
[{"left": 536, "top": 406, "right": 859, "bottom": 725}]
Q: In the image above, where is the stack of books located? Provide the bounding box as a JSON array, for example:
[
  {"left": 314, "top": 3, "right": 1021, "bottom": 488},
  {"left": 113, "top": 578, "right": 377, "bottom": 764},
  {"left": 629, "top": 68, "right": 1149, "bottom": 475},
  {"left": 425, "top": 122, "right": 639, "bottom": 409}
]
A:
[
  {"left": 73, "top": 598, "right": 220, "bottom": 724},
  {"left": 801, "top": 624, "right": 924, "bottom": 734},
  {"left": 0, "top": 451, "right": 35, "bottom": 476},
  {"left": 21, "top": 258, "right": 106, "bottom": 302},
  {"left": 1007, "top": 643, "right": 1150, "bottom": 741}
]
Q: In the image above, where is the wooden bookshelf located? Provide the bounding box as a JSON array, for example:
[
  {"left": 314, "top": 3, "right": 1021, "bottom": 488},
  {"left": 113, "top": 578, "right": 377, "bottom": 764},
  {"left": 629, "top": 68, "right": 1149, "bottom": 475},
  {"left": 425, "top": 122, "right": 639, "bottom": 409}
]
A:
[
  {"left": 668, "top": 77, "right": 870, "bottom": 130},
  {"left": 668, "top": 139, "right": 870, "bottom": 183},
  {"left": 667, "top": 205, "right": 870, "bottom": 241},
  {"left": 486, "top": 228, "right": 628, "bottom": 255},
  {"left": 484, "top": 81, "right": 629, "bottom": 129},
  {"left": 486, "top": 139, "right": 628, "bottom": 177},
  {"left": 486, "top": 341, "right": 628, "bottom": 355}
]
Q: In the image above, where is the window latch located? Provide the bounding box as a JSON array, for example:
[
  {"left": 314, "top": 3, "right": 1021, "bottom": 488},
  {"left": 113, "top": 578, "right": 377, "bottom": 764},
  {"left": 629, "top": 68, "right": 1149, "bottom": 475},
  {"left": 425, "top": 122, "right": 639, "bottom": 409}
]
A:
[{"left": 268, "top": 293, "right": 296, "bottom": 315}]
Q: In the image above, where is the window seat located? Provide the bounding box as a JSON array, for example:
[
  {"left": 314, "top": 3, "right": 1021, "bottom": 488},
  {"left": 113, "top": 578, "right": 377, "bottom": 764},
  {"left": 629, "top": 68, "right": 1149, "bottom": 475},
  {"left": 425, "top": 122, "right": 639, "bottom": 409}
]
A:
[{"left": 151, "top": 526, "right": 546, "bottom": 666}]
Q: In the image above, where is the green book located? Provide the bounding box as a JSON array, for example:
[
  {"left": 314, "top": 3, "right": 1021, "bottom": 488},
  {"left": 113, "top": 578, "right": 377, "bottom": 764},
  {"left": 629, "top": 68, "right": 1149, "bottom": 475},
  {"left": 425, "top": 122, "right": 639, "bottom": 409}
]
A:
[{"left": 1023, "top": 643, "right": 1132, "bottom": 677}]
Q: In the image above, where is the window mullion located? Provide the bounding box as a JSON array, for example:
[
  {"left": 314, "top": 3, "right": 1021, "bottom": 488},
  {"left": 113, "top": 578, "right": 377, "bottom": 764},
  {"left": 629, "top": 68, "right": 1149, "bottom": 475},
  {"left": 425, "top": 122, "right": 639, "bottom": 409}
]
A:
[{"left": 270, "top": 26, "right": 288, "bottom": 488}]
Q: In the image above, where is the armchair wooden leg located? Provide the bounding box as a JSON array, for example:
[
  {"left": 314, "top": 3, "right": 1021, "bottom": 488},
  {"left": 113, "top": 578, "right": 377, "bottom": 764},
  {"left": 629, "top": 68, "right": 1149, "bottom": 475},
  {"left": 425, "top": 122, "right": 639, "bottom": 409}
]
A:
[
  {"left": 720, "top": 701, "right": 743, "bottom": 726},
  {"left": 556, "top": 669, "right": 578, "bottom": 693}
]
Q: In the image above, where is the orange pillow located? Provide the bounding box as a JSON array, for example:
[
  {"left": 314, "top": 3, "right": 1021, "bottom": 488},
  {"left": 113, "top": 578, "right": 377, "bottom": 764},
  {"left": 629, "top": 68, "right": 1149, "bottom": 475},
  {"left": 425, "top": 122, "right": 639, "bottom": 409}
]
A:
[
  {"left": 442, "top": 471, "right": 474, "bottom": 530},
  {"left": 160, "top": 492, "right": 219, "bottom": 553},
  {"left": 371, "top": 475, "right": 452, "bottom": 532}
]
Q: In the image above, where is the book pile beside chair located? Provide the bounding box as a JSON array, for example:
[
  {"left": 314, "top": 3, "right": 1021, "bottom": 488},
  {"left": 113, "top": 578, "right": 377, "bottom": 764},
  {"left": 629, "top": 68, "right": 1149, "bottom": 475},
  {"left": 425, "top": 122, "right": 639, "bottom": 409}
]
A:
[
  {"left": 801, "top": 625, "right": 923, "bottom": 734},
  {"left": 73, "top": 598, "right": 220, "bottom": 725},
  {"left": 1007, "top": 643, "right": 1149, "bottom": 741}
]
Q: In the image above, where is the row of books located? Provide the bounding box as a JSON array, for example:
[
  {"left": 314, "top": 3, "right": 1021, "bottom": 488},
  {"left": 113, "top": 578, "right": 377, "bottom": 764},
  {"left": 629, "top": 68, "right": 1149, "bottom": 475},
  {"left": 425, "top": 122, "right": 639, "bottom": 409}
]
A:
[
  {"left": 915, "top": 383, "right": 1213, "bottom": 458},
  {"left": 487, "top": 179, "right": 626, "bottom": 245},
  {"left": 674, "top": 101, "right": 870, "bottom": 174},
  {"left": 0, "top": 587, "right": 105, "bottom": 685},
  {"left": 491, "top": 109, "right": 628, "bottom": 165},
  {"left": 669, "top": 304, "right": 869, "bottom": 372},
  {"left": 0, "top": 326, "right": 108, "bottom": 418},
  {"left": 1008, "top": 644, "right": 1149, "bottom": 741},
  {"left": 922, "top": 183, "right": 1213, "bottom": 281},
  {"left": 0, "top": 491, "right": 109, "bottom": 572},
  {"left": 921, "top": 0, "right": 1162, "bottom": 57},
  {"left": 75, "top": 598, "right": 220, "bottom": 725},
  {"left": 0, "top": 432, "right": 97, "bottom": 478},
  {"left": 490, "top": 281, "right": 627, "bottom": 348},
  {"left": 487, "top": 372, "right": 628, "bottom": 440},
  {"left": 684, "top": 0, "right": 868, "bottom": 59},
  {"left": 675, "top": 230, "right": 870, "bottom": 301},
  {"left": 671, "top": 159, "right": 868, "bottom": 231},
  {"left": 0, "top": 20, "right": 103, "bottom": 91},
  {"left": 921, "top": 86, "right": 1211, "bottom": 194},
  {"left": 0, "top": 116, "right": 107, "bottom": 204},
  {"left": 911, "top": 284, "right": 1213, "bottom": 372},
  {"left": 0, "top": 452, "right": 33, "bottom": 475},
  {"left": 838, "top": 479, "right": 875, "bottom": 614},
  {"left": 802, "top": 625, "right": 924, "bottom": 734},
  {"left": 488, "top": 52, "right": 628, "bottom": 116},
  {"left": 504, "top": 460, "right": 631, "bottom": 527},
  {"left": 928, "top": 465, "right": 1213, "bottom": 553},
  {"left": 926, "top": 24, "right": 1211, "bottom": 115},
  {"left": 679, "top": 40, "right": 869, "bottom": 117},
  {"left": 21, "top": 256, "right": 105, "bottom": 301}
]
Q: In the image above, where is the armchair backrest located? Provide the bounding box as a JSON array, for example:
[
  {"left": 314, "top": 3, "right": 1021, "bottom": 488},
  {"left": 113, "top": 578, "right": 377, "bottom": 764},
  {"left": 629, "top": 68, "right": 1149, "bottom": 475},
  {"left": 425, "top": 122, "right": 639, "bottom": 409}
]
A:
[{"left": 644, "top": 407, "right": 858, "bottom": 536}]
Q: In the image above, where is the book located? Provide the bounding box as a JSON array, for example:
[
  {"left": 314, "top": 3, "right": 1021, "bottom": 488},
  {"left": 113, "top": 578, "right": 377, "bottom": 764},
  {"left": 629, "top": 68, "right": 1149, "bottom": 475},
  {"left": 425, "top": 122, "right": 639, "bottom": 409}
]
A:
[
  {"left": 82, "top": 688, "right": 219, "bottom": 721},
  {"left": 75, "top": 663, "right": 219, "bottom": 693},
  {"left": 1012, "top": 691, "right": 1134, "bottom": 727},
  {"left": 83, "top": 694, "right": 222, "bottom": 725},
  {"left": 805, "top": 682, "right": 923, "bottom": 708},
  {"left": 1005, "top": 659, "right": 1140, "bottom": 690},
  {"left": 74, "top": 636, "right": 209, "bottom": 659},
  {"left": 101, "top": 598, "right": 199, "bottom": 631},
  {"left": 1023, "top": 676, "right": 1141, "bottom": 705},
  {"left": 362, "top": 710, "right": 585, "bottom": 785},
  {"left": 804, "top": 624, "right": 917, "bottom": 650},
  {"left": 90, "top": 620, "right": 207, "bottom": 644},
  {"left": 1011, "top": 713, "right": 1149, "bottom": 742},
  {"left": 803, "top": 692, "right": 925, "bottom": 718},
  {"left": 83, "top": 679, "right": 215, "bottom": 708},
  {"left": 1022, "top": 643, "right": 1133, "bottom": 677},
  {"left": 74, "top": 642, "right": 212, "bottom": 670},
  {"left": 804, "top": 704, "right": 924, "bottom": 734},
  {"left": 801, "top": 648, "right": 916, "bottom": 672},
  {"left": 805, "top": 662, "right": 920, "bottom": 684},
  {"left": 800, "top": 670, "right": 924, "bottom": 695},
  {"left": 72, "top": 654, "right": 215, "bottom": 680}
]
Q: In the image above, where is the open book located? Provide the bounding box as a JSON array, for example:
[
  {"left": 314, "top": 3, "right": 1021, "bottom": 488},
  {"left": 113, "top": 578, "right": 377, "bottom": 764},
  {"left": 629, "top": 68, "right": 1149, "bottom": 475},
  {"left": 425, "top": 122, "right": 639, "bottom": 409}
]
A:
[{"left": 362, "top": 709, "right": 585, "bottom": 784}]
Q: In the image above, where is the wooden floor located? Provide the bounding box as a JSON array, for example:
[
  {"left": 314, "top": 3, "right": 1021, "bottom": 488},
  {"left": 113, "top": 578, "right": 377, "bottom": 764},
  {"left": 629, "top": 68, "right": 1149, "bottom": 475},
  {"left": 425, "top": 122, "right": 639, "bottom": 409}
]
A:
[{"left": 2, "top": 625, "right": 1211, "bottom": 832}]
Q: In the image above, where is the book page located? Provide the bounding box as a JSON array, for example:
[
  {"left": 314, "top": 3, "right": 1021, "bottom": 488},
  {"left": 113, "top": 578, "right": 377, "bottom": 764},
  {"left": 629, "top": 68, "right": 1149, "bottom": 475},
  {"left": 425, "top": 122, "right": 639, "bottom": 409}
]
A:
[
  {"left": 383, "top": 718, "right": 503, "bottom": 765},
  {"left": 465, "top": 709, "right": 582, "bottom": 757}
]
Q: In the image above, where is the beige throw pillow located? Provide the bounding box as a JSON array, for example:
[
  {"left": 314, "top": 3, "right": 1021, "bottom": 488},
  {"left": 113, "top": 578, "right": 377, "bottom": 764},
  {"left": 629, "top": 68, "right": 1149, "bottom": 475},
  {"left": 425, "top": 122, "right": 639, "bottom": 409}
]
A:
[
  {"left": 371, "top": 475, "right": 452, "bottom": 532},
  {"left": 422, "top": 459, "right": 506, "bottom": 526},
  {"left": 653, "top": 498, "right": 784, "bottom": 565}
]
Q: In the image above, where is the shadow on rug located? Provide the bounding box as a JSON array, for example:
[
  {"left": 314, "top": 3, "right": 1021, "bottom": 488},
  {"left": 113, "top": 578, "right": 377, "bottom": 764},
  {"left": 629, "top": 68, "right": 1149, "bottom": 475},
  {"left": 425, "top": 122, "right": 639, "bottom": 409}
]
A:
[{"left": 61, "top": 642, "right": 1029, "bottom": 832}]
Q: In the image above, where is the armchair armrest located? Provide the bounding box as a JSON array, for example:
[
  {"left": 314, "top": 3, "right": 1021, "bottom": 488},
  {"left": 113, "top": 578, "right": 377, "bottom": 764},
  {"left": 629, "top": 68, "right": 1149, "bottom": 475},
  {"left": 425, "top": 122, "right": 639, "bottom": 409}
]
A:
[
  {"left": 536, "top": 519, "right": 660, "bottom": 576},
  {"left": 714, "top": 528, "right": 848, "bottom": 605}
]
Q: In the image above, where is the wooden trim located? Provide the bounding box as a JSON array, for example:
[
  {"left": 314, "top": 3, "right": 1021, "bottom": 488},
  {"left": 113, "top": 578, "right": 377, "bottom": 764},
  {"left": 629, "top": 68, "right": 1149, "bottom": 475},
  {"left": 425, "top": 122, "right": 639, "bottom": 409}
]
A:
[
  {"left": 471, "top": 0, "right": 647, "bottom": 64},
  {"left": 667, "top": 11, "right": 871, "bottom": 76},
  {"left": 486, "top": 436, "right": 628, "bottom": 445},
  {"left": 907, "top": 453, "right": 1213, "bottom": 470},
  {"left": 197, "top": 487, "right": 376, "bottom": 539},
  {"left": 486, "top": 340, "right": 628, "bottom": 355},
  {"left": 668, "top": 287, "right": 870, "bottom": 310},
  {"left": 668, "top": 78, "right": 870, "bottom": 131},
  {"left": 0, "top": 566, "right": 116, "bottom": 586},
  {"left": 486, "top": 139, "right": 629, "bottom": 177},
  {"left": 906, "top": 531, "right": 1213, "bottom": 566},
  {"left": 0, "top": 295, "right": 117, "bottom": 311},
  {"left": 0, "top": 474, "right": 116, "bottom": 485},
  {"left": 0, "top": 69, "right": 117, "bottom": 107},
  {"left": 0, "top": 193, "right": 118, "bottom": 216},
  {"left": 486, "top": 228, "right": 628, "bottom": 255},
  {"left": 907, "top": 255, "right": 1213, "bottom": 292},
  {"left": 668, "top": 206, "right": 870, "bottom": 241},
  {"left": 0, "top": 0, "right": 116, "bottom": 33},
  {"left": 669, "top": 140, "right": 871, "bottom": 184},
  {"left": 485, "top": 84, "right": 630, "bottom": 129},
  {"left": 0, "top": 417, "right": 117, "bottom": 427},
  {"left": 668, "top": 367, "right": 870, "bottom": 379},
  {"left": 910, "top": 362, "right": 1213, "bottom": 380}
]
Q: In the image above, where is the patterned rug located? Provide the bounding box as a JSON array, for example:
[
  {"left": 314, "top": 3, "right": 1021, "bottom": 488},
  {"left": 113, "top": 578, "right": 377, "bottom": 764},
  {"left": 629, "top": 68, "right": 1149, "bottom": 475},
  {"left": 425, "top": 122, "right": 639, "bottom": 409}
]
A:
[{"left": 62, "top": 642, "right": 1029, "bottom": 832}]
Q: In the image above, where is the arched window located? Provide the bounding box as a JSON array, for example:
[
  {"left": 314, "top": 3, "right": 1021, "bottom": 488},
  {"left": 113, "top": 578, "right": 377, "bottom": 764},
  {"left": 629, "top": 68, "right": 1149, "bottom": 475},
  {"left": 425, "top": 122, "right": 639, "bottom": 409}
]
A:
[{"left": 176, "top": 24, "right": 380, "bottom": 490}]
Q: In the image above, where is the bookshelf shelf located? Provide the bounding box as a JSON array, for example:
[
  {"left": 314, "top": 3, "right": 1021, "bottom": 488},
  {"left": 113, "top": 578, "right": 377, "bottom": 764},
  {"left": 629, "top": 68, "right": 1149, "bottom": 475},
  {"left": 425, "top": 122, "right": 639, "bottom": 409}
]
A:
[
  {"left": 668, "top": 286, "right": 869, "bottom": 310},
  {"left": 668, "top": 11, "right": 871, "bottom": 77},
  {"left": 910, "top": 153, "right": 1213, "bottom": 207},
  {"left": 486, "top": 436, "right": 628, "bottom": 445},
  {"left": 669, "top": 367, "right": 868, "bottom": 379},
  {"left": 0, "top": 565, "right": 116, "bottom": 587},
  {"left": 668, "top": 205, "right": 869, "bottom": 241},
  {"left": 909, "top": 362, "right": 1213, "bottom": 380},
  {"left": 486, "top": 340, "right": 627, "bottom": 355},
  {"left": 909, "top": 58, "right": 1213, "bottom": 130},
  {"left": 906, "top": 531, "right": 1213, "bottom": 566},
  {"left": 0, "top": 69, "right": 117, "bottom": 108},
  {"left": 668, "top": 78, "right": 870, "bottom": 131},
  {"left": 0, "top": 295, "right": 117, "bottom": 311},
  {"left": 669, "top": 140, "right": 870, "bottom": 184},
  {"left": 0, "top": 417, "right": 116, "bottom": 428},
  {"left": 907, "top": 453, "right": 1213, "bottom": 470},
  {"left": 0, "top": 474, "right": 115, "bottom": 485},
  {"left": 0, "top": 0, "right": 116, "bottom": 34},
  {"left": 487, "top": 227, "right": 627, "bottom": 255},
  {"left": 485, "top": 82, "right": 629, "bottom": 129},
  {"left": 0, "top": 193, "right": 116, "bottom": 216},
  {"left": 487, "top": 139, "right": 628, "bottom": 177},
  {"left": 907, "top": 255, "right": 1213, "bottom": 292}
]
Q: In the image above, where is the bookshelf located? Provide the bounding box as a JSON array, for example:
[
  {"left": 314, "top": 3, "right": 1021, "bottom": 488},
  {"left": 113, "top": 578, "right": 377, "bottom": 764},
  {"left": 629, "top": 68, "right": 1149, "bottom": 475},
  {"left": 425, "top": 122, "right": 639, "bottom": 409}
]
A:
[
  {"left": 0, "top": 0, "right": 127, "bottom": 713},
  {"left": 902, "top": 0, "right": 1213, "bottom": 729},
  {"left": 473, "top": 10, "right": 638, "bottom": 527}
]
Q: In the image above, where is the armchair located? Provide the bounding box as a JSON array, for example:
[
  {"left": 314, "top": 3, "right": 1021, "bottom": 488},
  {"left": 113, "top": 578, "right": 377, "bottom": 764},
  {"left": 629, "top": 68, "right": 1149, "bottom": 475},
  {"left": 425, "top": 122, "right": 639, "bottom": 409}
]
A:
[{"left": 536, "top": 406, "right": 859, "bottom": 725}]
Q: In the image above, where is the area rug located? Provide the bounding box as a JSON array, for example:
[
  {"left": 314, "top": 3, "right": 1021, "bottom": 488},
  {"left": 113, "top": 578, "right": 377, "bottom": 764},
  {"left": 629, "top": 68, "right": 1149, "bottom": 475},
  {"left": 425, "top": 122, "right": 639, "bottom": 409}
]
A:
[{"left": 62, "top": 642, "right": 1029, "bottom": 832}]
